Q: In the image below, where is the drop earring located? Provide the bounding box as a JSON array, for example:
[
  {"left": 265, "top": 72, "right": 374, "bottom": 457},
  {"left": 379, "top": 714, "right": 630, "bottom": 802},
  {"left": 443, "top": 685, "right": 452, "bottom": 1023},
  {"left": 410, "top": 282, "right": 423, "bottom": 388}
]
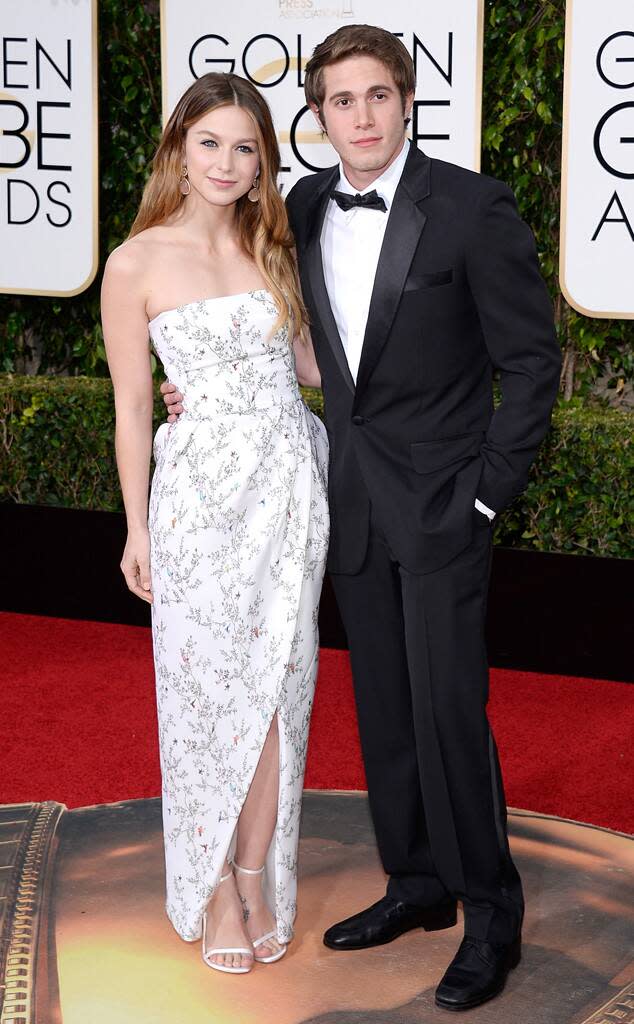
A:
[
  {"left": 178, "top": 165, "right": 191, "bottom": 196},
  {"left": 247, "top": 176, "right": 260, "bottom": 203}
]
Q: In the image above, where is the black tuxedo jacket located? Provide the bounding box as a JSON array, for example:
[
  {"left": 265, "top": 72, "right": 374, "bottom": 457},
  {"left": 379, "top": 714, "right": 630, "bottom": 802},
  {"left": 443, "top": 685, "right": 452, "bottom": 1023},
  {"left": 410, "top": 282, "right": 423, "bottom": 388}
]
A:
[{"left": 286, "top": 143, "right": 561, "bottom": 575}]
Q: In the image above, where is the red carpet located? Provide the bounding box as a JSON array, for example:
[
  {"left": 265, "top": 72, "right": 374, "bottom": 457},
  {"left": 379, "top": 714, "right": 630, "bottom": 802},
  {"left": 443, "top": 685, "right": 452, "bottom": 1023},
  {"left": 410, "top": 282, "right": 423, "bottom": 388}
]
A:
[{"left": 1, "top": 612, "right": 632, "bottom": 833}]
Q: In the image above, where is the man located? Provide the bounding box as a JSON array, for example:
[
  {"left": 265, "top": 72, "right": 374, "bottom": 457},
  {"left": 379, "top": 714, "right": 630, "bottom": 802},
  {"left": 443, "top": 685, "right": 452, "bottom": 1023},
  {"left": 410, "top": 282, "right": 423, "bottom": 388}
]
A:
[{"left": 162, "top": 25, "right": 561, "bottom": 1010}]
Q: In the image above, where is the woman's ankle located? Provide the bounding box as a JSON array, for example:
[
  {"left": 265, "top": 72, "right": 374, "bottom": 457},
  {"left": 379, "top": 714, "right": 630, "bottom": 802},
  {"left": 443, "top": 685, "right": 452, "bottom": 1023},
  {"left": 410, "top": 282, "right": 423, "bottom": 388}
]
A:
[
  {"left": 206, "top": 872, "right": 240, "bottom": 916},
  {"left": 233, "top": 854, "right": 265, "bottom": 874}
]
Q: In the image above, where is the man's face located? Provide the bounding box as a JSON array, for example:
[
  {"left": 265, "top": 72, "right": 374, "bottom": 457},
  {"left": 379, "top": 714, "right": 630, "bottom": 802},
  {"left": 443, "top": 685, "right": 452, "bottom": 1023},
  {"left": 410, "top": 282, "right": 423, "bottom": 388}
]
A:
[{"left": 311, "top": 55, "right": 413, "bottom": 187}]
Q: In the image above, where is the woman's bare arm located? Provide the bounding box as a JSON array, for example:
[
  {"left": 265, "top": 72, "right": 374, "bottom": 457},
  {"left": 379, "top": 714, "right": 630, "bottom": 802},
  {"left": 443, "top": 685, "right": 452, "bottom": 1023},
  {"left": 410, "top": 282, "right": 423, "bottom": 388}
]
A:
[
  {"left": 290, "top": 245, "right": 321, "bottom": 389},
  {"left": 101, "top": 243, "right": 155, "bottom": 602},
  {"left": 293, "top": 327, "right": 322, "bottom": 389}
]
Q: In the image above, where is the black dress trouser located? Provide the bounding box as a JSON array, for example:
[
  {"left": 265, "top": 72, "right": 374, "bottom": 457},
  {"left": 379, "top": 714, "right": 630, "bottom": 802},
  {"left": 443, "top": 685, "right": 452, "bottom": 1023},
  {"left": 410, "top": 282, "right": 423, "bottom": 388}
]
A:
[{"left": 329, "top": 507, "right": 524, "bottom": 944}]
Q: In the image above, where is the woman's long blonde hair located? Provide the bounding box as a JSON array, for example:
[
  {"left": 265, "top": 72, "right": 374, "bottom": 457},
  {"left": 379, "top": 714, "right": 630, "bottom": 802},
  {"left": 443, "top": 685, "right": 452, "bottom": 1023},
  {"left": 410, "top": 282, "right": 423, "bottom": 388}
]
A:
[{"left": 129, "top": 73, "right": 306, "bottom": 336}]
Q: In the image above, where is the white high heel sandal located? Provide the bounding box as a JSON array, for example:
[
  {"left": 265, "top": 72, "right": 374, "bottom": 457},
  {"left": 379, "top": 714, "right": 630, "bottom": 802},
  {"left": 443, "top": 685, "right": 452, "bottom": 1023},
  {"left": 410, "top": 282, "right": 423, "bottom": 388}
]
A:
[
  {"left": 233, "top": 860, "right": 287, "bottom": 964},
  {"left": 201, "top": 869, "right": 254, "bottom": 974}
]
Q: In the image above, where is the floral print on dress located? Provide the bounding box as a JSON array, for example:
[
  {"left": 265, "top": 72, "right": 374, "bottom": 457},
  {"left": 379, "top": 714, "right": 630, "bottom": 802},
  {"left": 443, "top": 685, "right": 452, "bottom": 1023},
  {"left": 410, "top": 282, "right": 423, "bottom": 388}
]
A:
[{"left": 148, "top": 290, "right": 329, "bottom": 943}]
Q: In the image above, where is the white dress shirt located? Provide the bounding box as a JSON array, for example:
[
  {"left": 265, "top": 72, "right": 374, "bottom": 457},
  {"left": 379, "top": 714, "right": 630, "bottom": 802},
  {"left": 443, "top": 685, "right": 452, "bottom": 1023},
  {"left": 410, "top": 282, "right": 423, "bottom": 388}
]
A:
[
  {"left": 320, "top": 139, "right": 495, "bottom": 521},
  {"left": 321, "top": 139, "right": 409, "bottom": 384}
]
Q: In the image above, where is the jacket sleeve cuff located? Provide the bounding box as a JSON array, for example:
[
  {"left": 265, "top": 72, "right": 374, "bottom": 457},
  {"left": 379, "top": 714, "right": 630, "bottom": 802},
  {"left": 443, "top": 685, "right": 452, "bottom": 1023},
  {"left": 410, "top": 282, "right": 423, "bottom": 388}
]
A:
[{"left": 475, "top": 498, "right": 496, "bottom": 520}]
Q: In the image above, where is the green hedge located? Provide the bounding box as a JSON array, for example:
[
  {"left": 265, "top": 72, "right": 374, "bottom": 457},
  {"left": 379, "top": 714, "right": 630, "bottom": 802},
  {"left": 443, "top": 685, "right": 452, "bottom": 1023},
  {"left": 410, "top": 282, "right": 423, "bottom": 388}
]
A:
[{"left": 2, "top": 375, "right": 631, "bottom": 558}]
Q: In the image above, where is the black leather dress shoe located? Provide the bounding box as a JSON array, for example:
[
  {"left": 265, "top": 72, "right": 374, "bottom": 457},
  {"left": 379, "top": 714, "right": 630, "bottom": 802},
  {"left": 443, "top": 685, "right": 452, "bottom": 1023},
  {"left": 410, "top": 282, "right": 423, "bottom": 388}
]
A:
[
  {"left": 435, "top": 934, "right": 522, "bottom": 1011},
  {"left": 323, "top": 895, "right": 457, "bottom": 951}
]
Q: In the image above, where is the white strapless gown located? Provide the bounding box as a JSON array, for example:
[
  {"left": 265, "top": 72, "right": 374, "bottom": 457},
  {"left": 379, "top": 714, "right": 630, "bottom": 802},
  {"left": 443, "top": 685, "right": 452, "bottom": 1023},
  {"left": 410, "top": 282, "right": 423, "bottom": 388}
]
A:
[{"left": 147, "top": 289, "right": 329, "bottom": 943}]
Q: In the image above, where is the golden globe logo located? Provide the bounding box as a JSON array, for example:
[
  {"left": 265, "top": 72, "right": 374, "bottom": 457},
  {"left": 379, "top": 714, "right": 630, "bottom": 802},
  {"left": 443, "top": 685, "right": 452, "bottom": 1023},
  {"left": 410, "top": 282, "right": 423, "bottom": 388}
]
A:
[
  {"left": 0, "top": 40, "right": 73, "bottom": 230},
  {"left": 561, "top": 1, "right": 634, "bottom": 318},
  {"left": 591, "top": 32, "right": 634, "bottom": 241},
  {"left": 0, "top": 2, "right": 97, "bottom": 296},
  {"left": 161, "top": 1, "right": 484, "bottom": 189}
]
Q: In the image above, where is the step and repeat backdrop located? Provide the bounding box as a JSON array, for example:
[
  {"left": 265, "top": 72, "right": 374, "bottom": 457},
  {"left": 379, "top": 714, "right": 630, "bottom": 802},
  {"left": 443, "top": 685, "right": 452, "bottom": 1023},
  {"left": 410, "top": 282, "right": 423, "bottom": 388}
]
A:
[
  {"left": 561, "top": 0, "right": 634, "bottom": 319},
  {"left": 0, "top": 0, "right": 98, "bottom": 297},
  {"left": 160, "top": 0, "right": 484, "bottom": 188},
  {"left": 1, "top": 0, "right": 633, "bottom": 319}
]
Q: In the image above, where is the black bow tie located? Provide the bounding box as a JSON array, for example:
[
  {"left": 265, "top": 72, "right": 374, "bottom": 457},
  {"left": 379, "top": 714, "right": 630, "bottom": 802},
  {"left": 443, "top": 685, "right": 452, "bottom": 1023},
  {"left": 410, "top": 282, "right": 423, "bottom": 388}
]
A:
[{"left": 331, "top": 189, "right": 387, "bottom": 213}]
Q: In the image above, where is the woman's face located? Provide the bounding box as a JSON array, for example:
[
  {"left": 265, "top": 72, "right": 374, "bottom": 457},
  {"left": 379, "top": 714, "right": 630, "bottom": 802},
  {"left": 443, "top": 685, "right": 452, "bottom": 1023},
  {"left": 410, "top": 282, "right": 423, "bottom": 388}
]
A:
[{"left": 183, "top": 104, "right": 261, "bottom": 207}]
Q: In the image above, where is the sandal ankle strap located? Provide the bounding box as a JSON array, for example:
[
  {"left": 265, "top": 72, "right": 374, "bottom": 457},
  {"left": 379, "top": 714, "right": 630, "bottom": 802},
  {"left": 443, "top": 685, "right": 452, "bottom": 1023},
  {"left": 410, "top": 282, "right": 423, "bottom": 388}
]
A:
[
  {"left": 218, "top": 869, "right": 234, "bottom": 883},
  {"left": 232, "top": 859, "right": 265, "bottom": 876}
]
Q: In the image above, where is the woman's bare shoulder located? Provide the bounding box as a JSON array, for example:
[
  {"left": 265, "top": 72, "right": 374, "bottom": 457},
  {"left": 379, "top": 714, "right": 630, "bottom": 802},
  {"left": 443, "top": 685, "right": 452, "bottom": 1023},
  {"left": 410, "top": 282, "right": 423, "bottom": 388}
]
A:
[{"left": 105, "top": 227, "right": 172, "bottom": 276}]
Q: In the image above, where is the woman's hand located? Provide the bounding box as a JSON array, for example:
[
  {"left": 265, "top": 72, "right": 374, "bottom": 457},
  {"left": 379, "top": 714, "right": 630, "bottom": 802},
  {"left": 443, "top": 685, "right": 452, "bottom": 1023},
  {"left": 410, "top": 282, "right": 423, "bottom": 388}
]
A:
[
  {"left": 102, "top": 241, "right": 155, "bottom": 571},
  {"left": 121, "top": 528, "right": 153, "bottom": 603}
]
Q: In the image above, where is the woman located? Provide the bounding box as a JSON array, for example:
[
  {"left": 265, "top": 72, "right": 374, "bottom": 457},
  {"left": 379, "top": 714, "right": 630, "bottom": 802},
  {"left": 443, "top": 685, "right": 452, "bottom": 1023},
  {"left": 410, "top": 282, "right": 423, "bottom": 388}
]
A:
[{"left": 101, "top": 72, "right": 328, "bottom": 974}]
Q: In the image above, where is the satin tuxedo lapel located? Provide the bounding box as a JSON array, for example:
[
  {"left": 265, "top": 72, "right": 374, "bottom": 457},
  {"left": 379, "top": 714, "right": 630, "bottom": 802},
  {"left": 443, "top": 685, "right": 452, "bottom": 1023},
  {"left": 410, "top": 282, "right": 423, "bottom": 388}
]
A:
[
  {"left": 303, "top": 165, "right": 356, "bottom": 395},
  {"left": 353, "top": 147, "right": 431, "bottom": 406}
]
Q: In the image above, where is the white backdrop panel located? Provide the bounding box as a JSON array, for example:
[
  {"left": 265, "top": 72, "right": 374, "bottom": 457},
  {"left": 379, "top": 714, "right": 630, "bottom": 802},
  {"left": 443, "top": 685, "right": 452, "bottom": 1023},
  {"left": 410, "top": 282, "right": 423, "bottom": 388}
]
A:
[
  {"left": 160, "top": 0, "right": 484, "bottom": 193},
  {"left": 561, "top": 0, "right": 634, "bottom": 318},
  {"left": 0, "top": 0, "right": 98, "bottom": 296}
]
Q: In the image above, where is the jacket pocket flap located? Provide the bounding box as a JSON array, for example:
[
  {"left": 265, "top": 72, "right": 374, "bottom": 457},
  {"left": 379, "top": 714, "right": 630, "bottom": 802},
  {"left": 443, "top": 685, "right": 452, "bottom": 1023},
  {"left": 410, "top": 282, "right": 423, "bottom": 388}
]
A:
[
  {"left": 404, "top": 268, "right": 453, "bottom": 292},
  {"left": 410, "top": 431, "right": 483, "bottom": 474}
]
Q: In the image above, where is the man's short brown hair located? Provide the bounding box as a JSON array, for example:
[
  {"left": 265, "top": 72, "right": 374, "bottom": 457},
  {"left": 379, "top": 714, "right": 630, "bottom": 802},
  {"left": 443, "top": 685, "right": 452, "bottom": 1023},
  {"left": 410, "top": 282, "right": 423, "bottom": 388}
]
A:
[{"left": 304, "top": 24, "right": 416, "bottom": 115}]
